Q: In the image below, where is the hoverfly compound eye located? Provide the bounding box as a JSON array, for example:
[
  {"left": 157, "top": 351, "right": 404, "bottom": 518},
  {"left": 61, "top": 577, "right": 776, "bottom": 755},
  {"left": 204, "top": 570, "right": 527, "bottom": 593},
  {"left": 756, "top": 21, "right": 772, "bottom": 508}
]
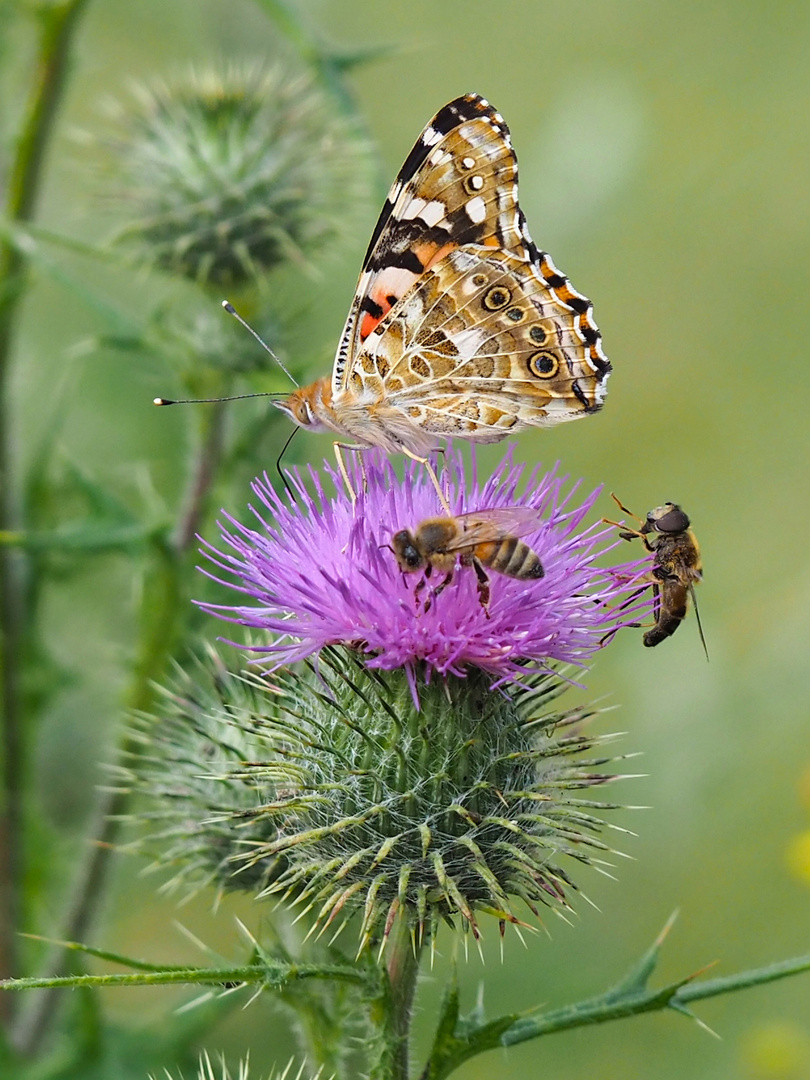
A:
[{"left": 653, "top": 504, "right": 690, "bottom": 533}]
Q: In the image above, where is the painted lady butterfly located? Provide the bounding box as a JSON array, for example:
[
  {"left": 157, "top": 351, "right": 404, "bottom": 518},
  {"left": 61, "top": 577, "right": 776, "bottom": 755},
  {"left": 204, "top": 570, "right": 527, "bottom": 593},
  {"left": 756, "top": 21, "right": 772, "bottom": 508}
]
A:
[{"left": 276, "top": 93, "right": 610, "bottom": 470}]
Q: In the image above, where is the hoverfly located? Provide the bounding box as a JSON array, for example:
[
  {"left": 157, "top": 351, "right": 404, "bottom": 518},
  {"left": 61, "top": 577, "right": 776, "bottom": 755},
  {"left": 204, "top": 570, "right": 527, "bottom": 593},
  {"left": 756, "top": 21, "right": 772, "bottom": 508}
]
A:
[
  {"left": 605, "top": 496, "right": 707, "bottom": 657},
  {"left": 391, "top": 507, "right": 544, "bottom": 609}
]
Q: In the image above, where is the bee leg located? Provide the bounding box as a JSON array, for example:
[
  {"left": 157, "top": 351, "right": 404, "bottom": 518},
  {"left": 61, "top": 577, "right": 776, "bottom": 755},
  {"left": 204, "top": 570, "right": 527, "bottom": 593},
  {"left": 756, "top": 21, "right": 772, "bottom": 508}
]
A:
[
  {"left": 420, "top": 569, "right": 452, "bottom": 613},
  {"left": 414, "top": 573, "right": 430, "bottom": 613},
  {"left": 401, "top": 448, "right": 451, "bottom": 515},
  {"left": 472, "top": 559, "right": 491, "bottom": 615}
]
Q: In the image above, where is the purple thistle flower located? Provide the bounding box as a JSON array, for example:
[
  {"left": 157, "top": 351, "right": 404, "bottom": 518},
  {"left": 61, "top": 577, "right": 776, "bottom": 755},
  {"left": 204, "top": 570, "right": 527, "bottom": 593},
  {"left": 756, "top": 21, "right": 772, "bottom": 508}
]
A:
[{"left": 198, "top": 449, "right": 651, "bottom": 686}]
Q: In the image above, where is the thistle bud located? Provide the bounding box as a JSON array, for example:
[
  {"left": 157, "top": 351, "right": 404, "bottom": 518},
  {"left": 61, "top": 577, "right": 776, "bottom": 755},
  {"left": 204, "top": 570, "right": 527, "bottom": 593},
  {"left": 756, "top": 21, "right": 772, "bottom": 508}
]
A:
[{"left": 103, "top": 63, "right": 373, "bottom": 289}]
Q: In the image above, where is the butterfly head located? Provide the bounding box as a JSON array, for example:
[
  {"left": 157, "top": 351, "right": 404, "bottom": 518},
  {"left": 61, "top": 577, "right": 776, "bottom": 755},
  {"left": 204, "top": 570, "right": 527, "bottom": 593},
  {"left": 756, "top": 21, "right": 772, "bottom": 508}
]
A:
[{"left": 274, "top": 377, "right": 333, "bottom": 431}]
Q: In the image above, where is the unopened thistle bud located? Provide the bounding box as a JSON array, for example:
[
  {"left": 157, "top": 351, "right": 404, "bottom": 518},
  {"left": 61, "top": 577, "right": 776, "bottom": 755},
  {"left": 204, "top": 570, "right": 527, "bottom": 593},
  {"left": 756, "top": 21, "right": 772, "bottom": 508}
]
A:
[{"left": 103, "top": 63, "right": 373, "bottom": 288}]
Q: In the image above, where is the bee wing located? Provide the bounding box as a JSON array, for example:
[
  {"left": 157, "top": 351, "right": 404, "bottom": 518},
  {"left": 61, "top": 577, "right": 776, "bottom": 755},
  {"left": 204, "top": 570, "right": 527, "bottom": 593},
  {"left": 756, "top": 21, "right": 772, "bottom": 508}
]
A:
[{"left": 442, "top": 507, "right": 543, "bottom": 550}]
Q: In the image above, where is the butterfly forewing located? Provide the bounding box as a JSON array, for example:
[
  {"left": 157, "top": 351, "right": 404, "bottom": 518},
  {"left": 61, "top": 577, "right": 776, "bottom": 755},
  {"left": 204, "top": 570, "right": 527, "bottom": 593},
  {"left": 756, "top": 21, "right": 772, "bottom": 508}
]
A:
[{"left": 333, "top": 95, "right": 526, "bottom": 394}]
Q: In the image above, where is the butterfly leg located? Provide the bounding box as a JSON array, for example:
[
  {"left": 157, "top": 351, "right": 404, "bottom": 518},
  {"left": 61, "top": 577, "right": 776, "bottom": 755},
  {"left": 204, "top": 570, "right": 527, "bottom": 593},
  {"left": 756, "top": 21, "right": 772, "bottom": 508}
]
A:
[{"left": 401, "top": 449, "right": 451, "bottom": 515}]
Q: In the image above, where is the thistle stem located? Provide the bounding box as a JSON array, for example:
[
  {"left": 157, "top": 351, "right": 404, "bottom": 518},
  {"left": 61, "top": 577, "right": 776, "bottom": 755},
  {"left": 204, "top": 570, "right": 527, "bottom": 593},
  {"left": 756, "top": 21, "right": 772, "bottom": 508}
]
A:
[
  {"left": 0, "top": 0, "right": 89, "bottom": 1025},
  {"left": 373, "top": 920, "right": 422, "bottom": 1080},
  {"left": 173, "top": 401, "right": 226, "bottom": 552}
]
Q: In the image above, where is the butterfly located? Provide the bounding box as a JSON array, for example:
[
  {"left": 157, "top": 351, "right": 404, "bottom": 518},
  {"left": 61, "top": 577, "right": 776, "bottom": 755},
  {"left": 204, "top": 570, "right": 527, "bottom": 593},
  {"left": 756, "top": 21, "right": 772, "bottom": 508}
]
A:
[{"left": 275, "top": 93, "right": 610, "bottom": 490}]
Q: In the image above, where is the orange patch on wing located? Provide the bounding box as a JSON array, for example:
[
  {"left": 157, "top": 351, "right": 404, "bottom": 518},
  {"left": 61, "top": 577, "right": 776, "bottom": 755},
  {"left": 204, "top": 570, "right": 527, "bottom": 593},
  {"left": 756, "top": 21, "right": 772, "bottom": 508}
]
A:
[
  {"left": 414, "top": 241, "right": 458, "bottom": 271},
  {"left": 359, "top": 306, "right": 389, "bottom": 339}
]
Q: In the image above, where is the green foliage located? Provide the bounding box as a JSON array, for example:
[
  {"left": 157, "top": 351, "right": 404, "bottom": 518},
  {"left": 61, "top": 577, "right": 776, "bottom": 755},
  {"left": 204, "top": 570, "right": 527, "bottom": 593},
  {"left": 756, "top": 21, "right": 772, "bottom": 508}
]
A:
[{"left": 1, "top": 2, "right": 809, "bottom": 1079}]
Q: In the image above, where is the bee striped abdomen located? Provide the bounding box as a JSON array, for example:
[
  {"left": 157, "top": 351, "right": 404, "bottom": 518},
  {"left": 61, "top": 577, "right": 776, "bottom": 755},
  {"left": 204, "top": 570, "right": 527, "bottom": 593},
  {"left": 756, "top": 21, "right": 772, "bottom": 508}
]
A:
[{"left": 479, "top": 538, "right": 544, "bottom": 579}]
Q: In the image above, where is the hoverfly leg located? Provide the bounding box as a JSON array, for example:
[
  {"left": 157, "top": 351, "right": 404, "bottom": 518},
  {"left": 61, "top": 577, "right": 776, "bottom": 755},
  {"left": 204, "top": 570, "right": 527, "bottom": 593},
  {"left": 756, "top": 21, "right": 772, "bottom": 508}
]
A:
[
  {"left": 609, "top": 492, "right": 645, "bottom": 525},
  {"left": 690, "top": 585, "right": 710, "bottom": 662}
]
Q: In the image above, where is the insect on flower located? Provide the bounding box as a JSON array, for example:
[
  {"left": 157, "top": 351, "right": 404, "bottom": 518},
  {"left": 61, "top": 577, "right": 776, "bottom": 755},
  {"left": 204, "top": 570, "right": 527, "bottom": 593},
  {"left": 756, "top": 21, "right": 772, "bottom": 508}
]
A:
[
  {"left": 605, "top": 495, "right": 707, "bottom": 658},
  {"left": 390, "top": 507, "right": 544, "bottom": 611},
  {"left": 198, "top": 450, "right": 653, "bottom": 688}
]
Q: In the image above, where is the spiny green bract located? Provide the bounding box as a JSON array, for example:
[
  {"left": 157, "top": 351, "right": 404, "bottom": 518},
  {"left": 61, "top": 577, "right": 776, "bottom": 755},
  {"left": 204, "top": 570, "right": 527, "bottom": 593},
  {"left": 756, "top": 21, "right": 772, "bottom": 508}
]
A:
[
  {"left": 104, "top": 63, "right": 374, "bottom": 288},
  {"left": 131, "top": 647, "right": 630, "bottom": 951},
  {"left": 153, "top": 1051, "right": 326, "bottom": 1080}
]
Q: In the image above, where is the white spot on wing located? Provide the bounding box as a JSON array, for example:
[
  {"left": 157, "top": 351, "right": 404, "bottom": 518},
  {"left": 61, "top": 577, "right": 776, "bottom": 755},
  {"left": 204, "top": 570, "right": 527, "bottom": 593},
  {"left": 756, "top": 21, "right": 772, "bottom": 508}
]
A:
[
  {"left": 422, "top": 126, "right": 443, "bottom": 147},
  {"left": 448, "top": 327, "right": 487, "bottom": 359},
  {"left": 420, "top": 200, "right": 447, "bottom": 227},
  {"left": 461, "top": 156, "right": 476, "bottom": 170},
  {"left": 401, "top": 198, "right": 447, "bottom": 227},
  {"left": 465, "top": 196, "right": 487, "bottom": 224},
  {"left": 428, "top": 147, "right": 452, "bottom": 167},
  {"left": 402, "top": 197, "right": 427, "bottom": 220}
]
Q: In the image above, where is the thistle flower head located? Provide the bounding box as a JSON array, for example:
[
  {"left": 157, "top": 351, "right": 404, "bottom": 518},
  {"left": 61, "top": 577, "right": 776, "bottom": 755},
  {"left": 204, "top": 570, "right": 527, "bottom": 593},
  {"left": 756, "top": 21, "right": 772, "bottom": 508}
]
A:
[
  {"left": 133, "top": 646, "right": 634, "bottom": 949},
  {"left": 200, "top": 450, "right": 651, "bottom": 690},
  {"left": 104, "top": 62, "right": 373, "bottom": 288},
  {"left": 135, "top": 452, "right": 651, "bottom": 951}
]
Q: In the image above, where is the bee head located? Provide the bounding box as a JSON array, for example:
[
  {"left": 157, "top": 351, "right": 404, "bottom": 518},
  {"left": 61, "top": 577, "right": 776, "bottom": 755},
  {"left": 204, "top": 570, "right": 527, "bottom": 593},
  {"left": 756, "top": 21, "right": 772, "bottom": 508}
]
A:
[{"left": 391, "top": 529, "right": 423, "bottom": 572}]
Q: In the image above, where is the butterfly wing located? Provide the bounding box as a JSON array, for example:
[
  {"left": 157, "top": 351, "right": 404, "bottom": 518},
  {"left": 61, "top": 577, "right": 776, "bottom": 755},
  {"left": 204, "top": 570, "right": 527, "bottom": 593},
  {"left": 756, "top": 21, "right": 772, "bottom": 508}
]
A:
[
  {"left": 350, "top": 246, "right": 610, "bottom": 441},
  {"left": 335, "top": 93, "right": 609, "bottom": 438},
  {"left": 333, "top": 94, "right": 527, "bottom": 394}
]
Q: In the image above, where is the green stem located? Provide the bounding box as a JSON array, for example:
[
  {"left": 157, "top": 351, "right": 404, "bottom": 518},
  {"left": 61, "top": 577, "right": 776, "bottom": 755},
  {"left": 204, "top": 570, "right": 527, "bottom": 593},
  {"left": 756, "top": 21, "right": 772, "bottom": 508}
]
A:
[
  {"left": 2, "top": 961, "right": 369, "bottom": 993},
  {"left": 0, "top": 0, "right": 90, "bottom": 1025},
  {"left": 420, "top": 940, "right": 810, "bottom": 1080},
  {"left": 15, "top": 386, "right": 228, "bottom": 1053},
  {"left": 370, "top": 920, "right": 422, "bottom": 1080}
]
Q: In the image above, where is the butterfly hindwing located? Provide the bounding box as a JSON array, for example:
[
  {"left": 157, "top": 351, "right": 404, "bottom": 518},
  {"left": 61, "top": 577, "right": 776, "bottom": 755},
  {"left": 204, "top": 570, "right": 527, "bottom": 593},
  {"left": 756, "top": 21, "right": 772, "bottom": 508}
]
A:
[{"left": 348, "top": 246, "right": 608, "bottom": 441}]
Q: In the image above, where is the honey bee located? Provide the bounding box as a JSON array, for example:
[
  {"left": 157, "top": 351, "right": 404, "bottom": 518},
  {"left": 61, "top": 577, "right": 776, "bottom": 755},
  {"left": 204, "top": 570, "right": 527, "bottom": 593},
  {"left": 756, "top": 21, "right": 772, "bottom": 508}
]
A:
[
  {"left": 391, "top": 508, "right": 545, "bottom": 609},
  {"left": 606, "top": 496, "right": 707, "bottom": 657}
]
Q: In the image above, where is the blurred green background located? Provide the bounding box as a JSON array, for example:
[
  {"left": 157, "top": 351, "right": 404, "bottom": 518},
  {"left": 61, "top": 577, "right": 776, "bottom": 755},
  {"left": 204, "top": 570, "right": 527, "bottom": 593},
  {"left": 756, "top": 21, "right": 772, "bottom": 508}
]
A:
[{"left": 8, "top": 0, "right": 810, "bottom": 1077}]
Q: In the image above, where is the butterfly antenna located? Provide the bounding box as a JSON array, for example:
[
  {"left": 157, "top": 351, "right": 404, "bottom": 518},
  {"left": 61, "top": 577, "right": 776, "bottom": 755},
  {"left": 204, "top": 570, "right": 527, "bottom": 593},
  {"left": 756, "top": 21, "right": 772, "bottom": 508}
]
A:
[
  {"left": 222, "top": 300, "right": 299, "bottom": 387},
  {"left": 154, "top": 391, "right": 285, "bottom": 406},
  {"left": 690, "top": 585, "right": 710, "bottom": 662}
]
